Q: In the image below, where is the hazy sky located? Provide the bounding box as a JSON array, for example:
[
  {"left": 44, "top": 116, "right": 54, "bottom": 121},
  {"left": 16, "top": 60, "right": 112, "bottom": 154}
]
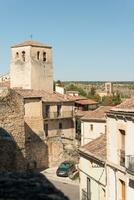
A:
[{"left": 0, "top": 0, "right": 134, "bottom": 81}]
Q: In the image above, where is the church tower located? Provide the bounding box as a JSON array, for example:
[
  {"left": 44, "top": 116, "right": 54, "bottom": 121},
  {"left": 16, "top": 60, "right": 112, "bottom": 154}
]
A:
[{"left": 10, "top": 40, "right": 53, "bottom": 93}]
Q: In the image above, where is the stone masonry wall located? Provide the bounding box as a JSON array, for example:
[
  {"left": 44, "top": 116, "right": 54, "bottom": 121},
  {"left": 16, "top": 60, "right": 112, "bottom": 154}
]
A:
[{"left": 0, "top": 89, "right": 26, "bottom": 170}]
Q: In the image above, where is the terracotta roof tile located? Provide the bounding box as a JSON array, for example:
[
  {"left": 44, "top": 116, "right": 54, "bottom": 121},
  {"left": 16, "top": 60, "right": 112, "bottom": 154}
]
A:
[
  {"left": 75, "top": 110, "right": 90, "bottom": 117},
  {"left": 81, "top": 106, "right": 113, "bottom": 121},
  {"left": 75, "top": 99, "right": 98, "bottom": 105},
  {"left": 79, "top": 134, "right": 106, "bottom": 161},
  {"left": 15, "top": 89, "right": 74, "bottom": 102},
  {"left": 112, "top": 97, "right": 134, "bottom": 112},
  {"left": 12, "top": 40, "right": 52, "bottom": 48}
]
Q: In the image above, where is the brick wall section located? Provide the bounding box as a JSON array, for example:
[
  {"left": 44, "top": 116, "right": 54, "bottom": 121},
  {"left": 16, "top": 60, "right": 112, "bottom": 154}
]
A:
[{"left": 0, "top": 89, "right": 26, "bottom": 170}]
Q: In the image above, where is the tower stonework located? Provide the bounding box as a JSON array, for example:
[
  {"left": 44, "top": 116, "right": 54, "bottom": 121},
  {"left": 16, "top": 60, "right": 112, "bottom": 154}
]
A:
[{"left": 10, "top": 41, "right": 53, "bottom": 93}]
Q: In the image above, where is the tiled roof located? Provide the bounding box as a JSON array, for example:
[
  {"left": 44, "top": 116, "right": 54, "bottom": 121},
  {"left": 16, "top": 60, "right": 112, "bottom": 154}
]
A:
[
  {"left": 75, "top": 110, "right": 90, "bottom": 117},
  {"left": 16, "top": 89, "right": 74, "bottom": 102},
  {"left": 66, "top": 95, "right": 87, "bottom": 101},
  {"left": 75, "top": 99, "right": 98, "bottom": 105},
  {"left": 12, "top": 40, "right": 52, "bottom": 48},
  {"left": 111, "top": 97, "right": 134, "bottom": 112},
  {"left": 79, "top": 134, "right": 106, "bottom": 161},
  {"left": 81, "top": 106, "right": 113, "bottom": 121}
]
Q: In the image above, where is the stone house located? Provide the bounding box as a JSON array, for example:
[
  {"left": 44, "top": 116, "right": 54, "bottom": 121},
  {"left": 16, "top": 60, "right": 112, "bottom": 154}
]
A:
[
  {"left": 79, "top": 97, "right": 134, "bottom": 200},
  {"left": 0, "top": 88, "right": 75, "bottom": 170},
  {"left": 79, "top": 134, "right": 107, "bottom": 200},
  {"left": 81, "top": 106, "right": 112, "bottom": 146},
  {"left": 106, "top": 97, "right": 134, "bottom": 200},
  {"left": 0, "top": 40, "right": 77, "bottom": 170},
  {"left": 17, "top": 89, "right": 76, "bottom": 168}
]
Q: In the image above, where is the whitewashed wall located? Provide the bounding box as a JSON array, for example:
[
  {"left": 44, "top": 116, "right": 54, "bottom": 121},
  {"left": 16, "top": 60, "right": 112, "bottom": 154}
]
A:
[{"left": 81, "top": 120, "right": 106, "bottom": 145}]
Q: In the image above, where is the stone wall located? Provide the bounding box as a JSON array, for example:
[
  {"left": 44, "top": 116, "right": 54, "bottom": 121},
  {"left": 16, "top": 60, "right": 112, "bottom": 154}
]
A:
[
  {"left": 0, "top": 171, "right": 69, "bottom": 200},
  {"left": 25, "top": 123, "right": 48, "bottom": 170},
  {"left": 0, "top": 89, "right": 26, "bottom": 170},
  {"left": 48, "top": 136, "right": 79, "bottom": 167}
]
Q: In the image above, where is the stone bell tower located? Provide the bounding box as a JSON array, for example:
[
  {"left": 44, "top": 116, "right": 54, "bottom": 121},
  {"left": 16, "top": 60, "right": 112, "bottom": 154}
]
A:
[{"left": 10, "top": 40, "right": 53, "bottom": 93}]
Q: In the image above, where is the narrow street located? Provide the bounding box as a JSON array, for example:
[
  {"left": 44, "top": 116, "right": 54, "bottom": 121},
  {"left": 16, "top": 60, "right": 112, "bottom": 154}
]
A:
[
  {"left": 41, "top": 167, "right": 80, "bottom": 200},
  {"left": 50, "top": 179, "right": 80, "bottom": 200}
]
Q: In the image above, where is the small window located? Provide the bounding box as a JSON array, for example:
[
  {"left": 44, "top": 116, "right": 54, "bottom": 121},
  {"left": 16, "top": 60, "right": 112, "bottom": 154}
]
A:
[
  {"left": 90, "top": 124, "right": 93, "bottom": 131},
  {"left": 43, "top": 52, "right": 47, "bottom": 62},
  {"left": 15, "top": 52, "right": 19, "bottom": 59},
  {"left": 59, "top": 122, "right": 62, "bottom": 129},
  {"left": 105, "top": 125, "right": 107, "bottom": 134},
  {"left": 45, "top": 105, "right": 50, "bottom": 118},
  {"left": 57, "top": 105, "right": 61, "bottom": 117},
  {"left": 44, "top": 124, "right": 48, "bottom": 137},
  {"left": 37, "top": 51, "right": 40, "bottom": 60},
  {"left": 22, "top": 51, "right": 25, "bottom": 61}
]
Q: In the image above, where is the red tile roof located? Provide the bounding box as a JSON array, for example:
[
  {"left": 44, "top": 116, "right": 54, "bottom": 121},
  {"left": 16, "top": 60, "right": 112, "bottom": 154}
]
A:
[
  {"left": 12, "top": 40, "right": 52, "bottom": 48},
  {"left": 16, "top": 89, "right": 74, "bottom": 102},
  {"left": 75, "top": 99, "right": 98, "bottom": 105},
  {"left": 79, "top": 134, "right": 106, "bottom": 161},
  {"left": 112, "top": 97, "right": 134, "bottom": 112},
  {"left": 81, "top": 106, "right": 113, "bottom": 121}
]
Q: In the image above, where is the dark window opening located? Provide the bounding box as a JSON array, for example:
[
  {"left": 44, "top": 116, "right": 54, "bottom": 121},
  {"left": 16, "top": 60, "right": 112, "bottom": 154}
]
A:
[
  {"left": 45, "top": 105, "right": 50, "bottom": 118},
  {"left": 90, "top": 124, "right": 93, "bottom": 131},
  {"left": 22, "top": 51, "right": 25, "bottom": 62},
  {"left": 43, "top": 52, "right": 47, "bottom": 62},
  {"left": 57, "top": 105, "right": 61, "bottom": 117},
  {"left": 16, "top": 52, "right": 19, "bottom": 59},
  {"left": 59, "top": 123, "right": 62, "bottom": 130},
  {"left": 37, "top": 51, "right": 40, "bottom": 60},
  {"left": 44, "top": 124, "right": 48, "bottom": 137}
]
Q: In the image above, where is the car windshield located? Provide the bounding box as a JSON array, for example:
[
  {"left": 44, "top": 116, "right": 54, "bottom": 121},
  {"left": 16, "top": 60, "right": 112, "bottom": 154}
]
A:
[{"left": 59, "top": 163, "right": 71, "bottom": 170}]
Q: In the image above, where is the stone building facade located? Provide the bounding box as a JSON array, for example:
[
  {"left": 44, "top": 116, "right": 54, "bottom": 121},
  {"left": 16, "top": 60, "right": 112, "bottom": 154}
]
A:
[
  {"left": 0, "top": 40, "right": 77, "bottom": 171},
  {"left": 18, "top": 89, "right": 76, "bottom": 168},
  {"left": 10, "top": 41, "right": 53, "bottom": 93},
  {"left": 0, "top": 88, "right": 76, "bottom": 170},
  {"left": 0, "top": 89, "right": 26, "bottom": 170}
]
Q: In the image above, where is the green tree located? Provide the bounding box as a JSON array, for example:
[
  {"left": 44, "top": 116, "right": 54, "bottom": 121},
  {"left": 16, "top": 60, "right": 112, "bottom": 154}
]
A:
[
  {"left": 112, "top": 92, "right": 121, "bottom": 105},
  {"left": 66, "top": 84, "right": 87, "bottom": 97},
  {"left": 101, "top": 96, "right": 113, "bottom": 106}
]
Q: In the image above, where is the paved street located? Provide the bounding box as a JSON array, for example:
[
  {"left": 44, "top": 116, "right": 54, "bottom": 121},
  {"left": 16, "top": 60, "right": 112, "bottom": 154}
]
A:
[
  {"left": 41, "top": 167, "right": 80, "bottom": 200},
  {"left": 50, "top": 179, "right": 80, "bottom": 200}
]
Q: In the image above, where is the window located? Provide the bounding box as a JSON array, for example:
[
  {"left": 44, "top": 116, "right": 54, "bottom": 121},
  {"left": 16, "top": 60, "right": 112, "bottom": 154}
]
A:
[
  {"left": 87, "top": 178, "right": 91, "bottom": 200},
  {"left": 57, "top": 105, "right": 61, "bottom": 117},
  {"left": 37, "top": 51, "right": 40, "bottom": 60},
  {"left": 90, "top": 124, "right": 93, "bottom": 131},
  {"left": 104, "top": 125, "right": 107, "bottom": 134},
  {"left": 44, "top": 124, "right": 48, "bottom": 137},
  {"left": 22, "top": 51, "right": 25, "bottom": 61},
  {"left": 59, "top": 122, "right": 62, "bottom": 130},
  {"left": 43, "top": 52, "right": 47, "bottom": 62},
  {"left": 15, "top": 52, "right": 19, "bottom": 59},
  {"left": 119, "top": 129, "right": 125, "bottom": 167},
  {"left": 45, "top": 105, "right": 50, "bottom": 118}
]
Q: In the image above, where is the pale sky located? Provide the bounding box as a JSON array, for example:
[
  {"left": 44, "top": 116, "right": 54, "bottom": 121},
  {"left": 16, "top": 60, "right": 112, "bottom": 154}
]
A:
[{"left": 0, "top": 0, "right": 134, "bottom": 81}]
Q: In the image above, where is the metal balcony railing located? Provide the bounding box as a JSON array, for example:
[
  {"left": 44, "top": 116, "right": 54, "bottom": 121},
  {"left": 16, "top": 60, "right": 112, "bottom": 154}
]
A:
[
  {"left": 120, "top": 149, "right": 125, "bottom": 167},
  {"left": 43, "top": 111, "right": 73, "bottom": 119},
  {"left": 126, "top": 155, "right": 134, "bottom": 173}
]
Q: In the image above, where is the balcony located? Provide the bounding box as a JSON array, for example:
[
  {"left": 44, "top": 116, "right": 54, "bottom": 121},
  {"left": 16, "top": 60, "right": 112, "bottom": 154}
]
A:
[
  {"left": 43, "top": 111, "right": 73, "bottom": 119},
  {"left": 126, "top": 155, "right": 134, "bottom": 174},
  {"left": 120, "top": 149, "right": 125, "bottom": 167}
]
